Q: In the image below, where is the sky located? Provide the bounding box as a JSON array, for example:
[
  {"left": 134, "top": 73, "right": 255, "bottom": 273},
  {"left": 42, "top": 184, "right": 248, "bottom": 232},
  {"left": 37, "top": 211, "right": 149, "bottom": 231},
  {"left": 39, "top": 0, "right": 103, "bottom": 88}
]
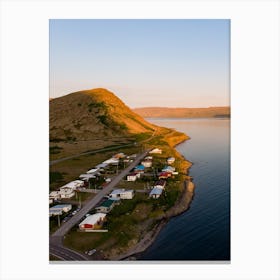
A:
[{"left": 50, "top": 19, "right": 230, "bottom": 108}]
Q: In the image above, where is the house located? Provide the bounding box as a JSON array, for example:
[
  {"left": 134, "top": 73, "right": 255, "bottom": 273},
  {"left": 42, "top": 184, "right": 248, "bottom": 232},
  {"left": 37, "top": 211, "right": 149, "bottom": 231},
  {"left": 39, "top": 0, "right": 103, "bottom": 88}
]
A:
[
  {"left": 59, "top": 188, "right": 75, "bottom": 199},
  {"left": 162, "top": 165, "right": 175, "bottom": 172},
  {"left": 86, "top": 168, "right": 99, "bottom": 174},
  {"left": 134, "top": 164, "right": 145, "bottom": 173},
  {"left": 154, "top": 180, "right": 166, "bottom": 189},
  {"left": 60, "top": 180, "right": 84, "bottom": 191},
  {"left": 141, "top": 159, "right": 152, "bottom": 168},
  {"left": 149, "top": 187, "right": 163, "bottom": 199},
  {"left": 145, "top": 156, "right": 153, "bottom": 160},
  {"left": 167, "top": 157, "right": 175, "bottom": 164},
  {"left": 49, "top": 191, "right": 61, "bottom": 200},
  {"left": 95, "top": 163, "right": 108, "bottom": 169},
  {"left": 95, "top": 199, "right": 116, "bottom": 213},
  {"left": 49, "top": 198, "right": 53, "bottom": 204},
  {"left": 158, "top": 171, "right": 172, "bottom": 179},
  {"left": 49, "top": 209, "right": 62, "bottom": 216},
  {"left": 149, "top": 148, "right": 162, "bottom": 154},
  {"left": 109, "top": 189, "right": 135, "bottom": 199},
  {"left": 103, "top": 158, "right": 119, "bottom": 165},
  {"left": 79, "top": 173, "right": 97, "bottom": 181},
  {"left": 113, "top": 153, "right": 125, "bottom": 159},
  {"left": 49, "top": 204, "right": 72, "bottom": 216},
  {"left": 127, "top": 172, "right": 140, "bottom": 181},
  {"left": 79, "top": 213, "right": 106, "bottom": 231}
]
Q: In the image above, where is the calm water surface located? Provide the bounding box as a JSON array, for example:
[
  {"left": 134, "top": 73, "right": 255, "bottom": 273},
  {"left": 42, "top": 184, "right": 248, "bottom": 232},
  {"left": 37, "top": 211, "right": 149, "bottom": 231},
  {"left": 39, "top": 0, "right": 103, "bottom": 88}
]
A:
[{"left": 140, "top": 118, "right": 230, "bottom": 260}]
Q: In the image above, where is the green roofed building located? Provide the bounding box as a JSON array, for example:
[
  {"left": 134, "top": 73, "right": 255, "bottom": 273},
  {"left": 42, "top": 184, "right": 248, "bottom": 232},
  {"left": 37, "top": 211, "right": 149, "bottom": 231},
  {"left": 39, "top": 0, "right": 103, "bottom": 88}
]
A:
[{"left": 95, "top": 199, "right": 117, "bottom": 213}]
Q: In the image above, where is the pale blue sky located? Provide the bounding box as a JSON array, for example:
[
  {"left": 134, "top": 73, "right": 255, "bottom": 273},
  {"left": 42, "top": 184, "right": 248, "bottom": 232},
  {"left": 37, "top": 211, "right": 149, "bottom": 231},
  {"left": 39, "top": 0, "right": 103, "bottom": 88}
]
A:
[{"left": 50, "top": 19, "right": 230, "bottom": 108}]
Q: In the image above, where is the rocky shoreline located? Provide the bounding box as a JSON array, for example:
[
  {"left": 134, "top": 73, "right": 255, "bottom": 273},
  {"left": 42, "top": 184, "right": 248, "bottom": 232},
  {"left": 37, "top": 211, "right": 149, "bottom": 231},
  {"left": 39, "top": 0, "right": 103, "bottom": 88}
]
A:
[{"left": 115, "top": 179, "right": 195, "bottom": 261}]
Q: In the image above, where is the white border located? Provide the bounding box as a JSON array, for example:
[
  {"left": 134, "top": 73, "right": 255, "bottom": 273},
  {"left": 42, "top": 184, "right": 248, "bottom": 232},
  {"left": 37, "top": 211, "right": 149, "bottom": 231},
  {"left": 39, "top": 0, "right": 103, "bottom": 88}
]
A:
[{"left": 0, "top": 0, "right": 279, "bottom": 279}]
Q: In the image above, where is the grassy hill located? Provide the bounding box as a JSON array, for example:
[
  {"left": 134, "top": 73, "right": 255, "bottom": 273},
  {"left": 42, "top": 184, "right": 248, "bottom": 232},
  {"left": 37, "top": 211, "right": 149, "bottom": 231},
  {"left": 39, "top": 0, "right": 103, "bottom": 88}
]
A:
[
  {"left": 133, "top": 107, "right": 230, "bottom": 118},
  {"left": 50, "top": 88, "right": 157, "bottom": 159}
]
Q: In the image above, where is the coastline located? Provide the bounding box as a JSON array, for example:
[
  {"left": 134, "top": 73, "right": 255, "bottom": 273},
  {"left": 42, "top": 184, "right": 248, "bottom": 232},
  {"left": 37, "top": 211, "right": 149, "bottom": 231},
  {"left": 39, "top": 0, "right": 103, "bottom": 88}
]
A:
[
  {"left": 102, "top": 129, "right": 195, "bottom": 261},
  {"left": 61, "top": 129, "right": 195, "bottom": 261},
  {"left": 116, "top": 180, "right": 195, "bottom": 260}
]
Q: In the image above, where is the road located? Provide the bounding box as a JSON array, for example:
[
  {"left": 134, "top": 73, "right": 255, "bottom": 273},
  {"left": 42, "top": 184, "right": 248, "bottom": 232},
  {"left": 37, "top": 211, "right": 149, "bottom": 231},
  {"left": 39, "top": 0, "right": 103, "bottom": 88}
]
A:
[
  {"left": 49, "top": 149, "right": 150, "bottom": 260},
  {"left": 50, "top": 143, "right": 136, "bottom": 166}
]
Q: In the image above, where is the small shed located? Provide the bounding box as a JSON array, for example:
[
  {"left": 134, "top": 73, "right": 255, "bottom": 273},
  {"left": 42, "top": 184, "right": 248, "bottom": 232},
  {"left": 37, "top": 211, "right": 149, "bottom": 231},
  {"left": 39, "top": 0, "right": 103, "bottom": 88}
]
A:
[
  {"left": 141, "top": 160, "right": 152, "bottom": 168},
  {"left": 127, "top": 172, "right": 140, "bottom": 181},
  {"left": 167, "top": 157, "right": 175, "bottom": 164}
]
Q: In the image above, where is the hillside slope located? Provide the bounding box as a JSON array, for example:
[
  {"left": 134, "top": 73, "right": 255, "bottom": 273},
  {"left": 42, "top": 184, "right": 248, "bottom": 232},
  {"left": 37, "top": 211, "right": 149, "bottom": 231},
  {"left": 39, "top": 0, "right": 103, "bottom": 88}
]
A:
[
  {"left": 133, "top": 107, "right": 230, "bottom": 118},
  {"left": 50, "top": 88, "right": 156, "bottom": 142}
]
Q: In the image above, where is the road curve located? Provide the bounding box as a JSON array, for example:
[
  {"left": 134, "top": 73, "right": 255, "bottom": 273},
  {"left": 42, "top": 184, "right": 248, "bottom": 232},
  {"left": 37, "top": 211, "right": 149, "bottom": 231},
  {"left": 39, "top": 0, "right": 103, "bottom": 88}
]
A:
[{"left": 50, "top": 244, "right": 89, "bottom": 261}]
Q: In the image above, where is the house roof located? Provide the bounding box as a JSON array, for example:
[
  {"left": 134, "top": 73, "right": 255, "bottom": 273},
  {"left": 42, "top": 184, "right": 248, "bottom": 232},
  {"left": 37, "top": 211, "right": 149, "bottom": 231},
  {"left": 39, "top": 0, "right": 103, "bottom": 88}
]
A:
[
  {"left": 79, "top": 213, "right": 106, "bottom": 226},
  {"left": 60, "top": 180, "right": 84, "bottom": 190},
  {"left": 110, "top": 189, "right": 134, "bottom": 195},
  {"left": 135, "top": 164, "right": 145, "bottom": 170},
  {"left": 149, "top": 187, "right": 163, "bottom": 196},
  {"left": 79, "top": 173, "right": 96, "bottom": 179},
  {"left": 100, "top": 199, "right": 115, "bottom": 208},
  {"left": 127, "top": 173, "right": 138, "bottom": 177},
  {"left": 96, "top": 163, "right": 108, "bottom": 169},
  {"left": 50, "top": 204, "right": 71, "bottom": 210},
  {"left": 86, "top": 168, "right": 99, "bottom": 174}
]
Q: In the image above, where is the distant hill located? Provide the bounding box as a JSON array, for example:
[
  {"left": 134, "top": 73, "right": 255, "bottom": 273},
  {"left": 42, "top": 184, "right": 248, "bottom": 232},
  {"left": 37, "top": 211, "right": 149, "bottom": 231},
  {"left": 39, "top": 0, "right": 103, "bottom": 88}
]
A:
[
  {"left": 50, "top": 88, "right": 156, "bottom": 143},
  {"left": 133, "top": 107, "right": 230, "bottom": 118}
]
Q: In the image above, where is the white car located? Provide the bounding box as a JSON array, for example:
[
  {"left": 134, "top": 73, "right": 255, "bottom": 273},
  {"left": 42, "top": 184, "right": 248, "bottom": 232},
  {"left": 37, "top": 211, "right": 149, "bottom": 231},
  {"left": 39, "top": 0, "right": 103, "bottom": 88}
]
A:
[{"left": 87, "top": 249, "right": 97, "bottom": 255}]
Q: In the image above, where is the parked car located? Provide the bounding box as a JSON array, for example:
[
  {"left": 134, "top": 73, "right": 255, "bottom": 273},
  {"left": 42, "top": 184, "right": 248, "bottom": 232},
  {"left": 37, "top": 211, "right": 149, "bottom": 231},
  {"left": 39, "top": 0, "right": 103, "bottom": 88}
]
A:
[{"left": 87, "top": 249, "right": 96, "bottom": 255}]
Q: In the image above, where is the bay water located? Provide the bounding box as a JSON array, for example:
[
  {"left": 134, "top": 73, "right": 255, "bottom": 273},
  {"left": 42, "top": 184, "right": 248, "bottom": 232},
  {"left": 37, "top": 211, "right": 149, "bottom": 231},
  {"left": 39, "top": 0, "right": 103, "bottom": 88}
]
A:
[{"left": 140, "top": 118, "right": 230, "bottom": 261}]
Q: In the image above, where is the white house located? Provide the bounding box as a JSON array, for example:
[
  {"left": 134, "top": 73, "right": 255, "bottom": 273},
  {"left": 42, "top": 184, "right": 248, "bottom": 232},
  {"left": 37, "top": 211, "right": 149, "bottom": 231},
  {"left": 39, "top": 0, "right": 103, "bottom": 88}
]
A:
[
  {"left": 149, "top": 187, "right": 163, "bottom": 199},
  {"left": 167, "top": 157, "right": 175, "bottom": 164},
  {"left": 49, "top": 204, "right": 72, "bottom": 216},
  {"left": 86, "top": 168, "right": 99, "bottom": 174},
  {"left": 60, "top": 180, "right": 84, "bottom": 191},
  {"left": 109, "top": 189, "right": 135, "bottom": 199},
  {"left": 162, "top": 166, "right": 175, "bottom": 172},
  {"left": 79, "top": 173, "right": 96, "bottom": 181},
  {"left": 59, "top": 188, "right": 75, "bottom": 199},
  {"left": 141, "top": 160, "right": 152, "bottom": 168},
  {"left": 127, "top": 172, "right": 140, "bottom": 181},
  {"left": 145, "top": 156, "right": 153, "bottom": 160},
  {"left": 49, "top": 191, "right": 61, "bottom": 200},
  {"left": 79, "top": 213, "right": 106, "bottom": 231},
  {"left": 149, "top": 148, "right": 162, "bottom": 154},
  {"left": 103, "top": 158, "right": 119, "bottom": 165},
  {"left": 49, "top": 198, "right": 53, "bottom": 204}
]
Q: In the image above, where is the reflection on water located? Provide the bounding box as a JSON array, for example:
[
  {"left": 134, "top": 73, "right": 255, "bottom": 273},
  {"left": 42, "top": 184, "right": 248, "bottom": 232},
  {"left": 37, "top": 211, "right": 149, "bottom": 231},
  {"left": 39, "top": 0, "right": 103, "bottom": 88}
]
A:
[{"left": 140, "top": 118, "right": 230, "bottom": 260}]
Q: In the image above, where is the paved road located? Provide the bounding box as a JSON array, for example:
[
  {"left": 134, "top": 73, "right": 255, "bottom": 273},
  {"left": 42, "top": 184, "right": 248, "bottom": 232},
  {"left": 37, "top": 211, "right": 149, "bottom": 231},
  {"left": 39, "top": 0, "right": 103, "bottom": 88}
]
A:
[
  {"left": 50, "top": 244, "right": 89, "bottom": 261},
  {"left": 50, "top": 149, "right": 150, "bottom": 260},
  {"left": 50, "top": 143, "right": 136, "bottom": 166}
]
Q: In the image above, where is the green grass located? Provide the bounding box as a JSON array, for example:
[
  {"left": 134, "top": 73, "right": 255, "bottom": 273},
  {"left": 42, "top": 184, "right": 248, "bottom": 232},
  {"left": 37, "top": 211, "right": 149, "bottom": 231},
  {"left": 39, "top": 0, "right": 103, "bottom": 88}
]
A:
[
  {"left": 49, "top": 171, "right": 65, "bottom": 185},
  {"left": 50, "top": 145, "right": 63, "bottom": 154}
]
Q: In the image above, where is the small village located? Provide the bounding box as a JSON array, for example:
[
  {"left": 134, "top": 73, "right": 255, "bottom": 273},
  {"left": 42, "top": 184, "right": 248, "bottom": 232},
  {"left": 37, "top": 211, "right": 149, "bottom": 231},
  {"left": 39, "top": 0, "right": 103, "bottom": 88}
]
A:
[{"left": 49, "top": 147, "right": 178, "bottom": 238}]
